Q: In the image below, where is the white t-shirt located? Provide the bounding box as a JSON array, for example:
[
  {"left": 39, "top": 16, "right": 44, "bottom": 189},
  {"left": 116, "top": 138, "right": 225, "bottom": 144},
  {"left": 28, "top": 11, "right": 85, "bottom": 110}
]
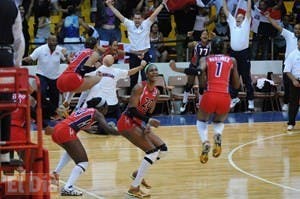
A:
[
  {"left": 284, "top": 48, "right": 300, "bottom": 79},
  {"left": 30, "top": 44, "right": 65, "bottom": 79},
  {"left": 227, "top": 14, "right": 251, "bottom": 51},
  {"left": 123, "top": 18, "right": 152, "bottom": 51},
  {"left": 281, "top": 28, "right": 298, "bottom": 59},
  {"left": 84, "top": 65, "right": 128, "bottom": 105}
]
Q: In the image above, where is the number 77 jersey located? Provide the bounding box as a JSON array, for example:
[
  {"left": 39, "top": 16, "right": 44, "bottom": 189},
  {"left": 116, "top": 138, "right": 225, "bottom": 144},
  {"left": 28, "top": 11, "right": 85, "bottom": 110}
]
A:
[{"left": 205, "top": 54, "right": 233, "bottom": 93}]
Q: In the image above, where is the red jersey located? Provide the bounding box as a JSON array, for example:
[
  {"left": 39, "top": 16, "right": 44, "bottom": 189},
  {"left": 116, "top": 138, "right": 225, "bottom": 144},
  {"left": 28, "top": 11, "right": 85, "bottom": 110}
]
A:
[
  {"left": 61, "top": 108, "right": 96, "bottom": 132},
  {"left": 206, "top": 54, "right": 233, "bottom": 93},
  {"left": 136, "top": 82, "right": 159, "bottom": 115},
  {"left": 117, "top": 82, "right": 159, "bottom": 131},
  {"left": 65, "top": 48, "right": 94, "bottom": 74}
]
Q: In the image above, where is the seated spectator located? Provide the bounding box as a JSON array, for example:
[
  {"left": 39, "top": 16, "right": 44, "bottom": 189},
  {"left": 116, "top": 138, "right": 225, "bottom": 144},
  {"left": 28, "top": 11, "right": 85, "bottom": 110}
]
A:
[{"left": 149, "top": 22, "right": 168, "bottom": 62}]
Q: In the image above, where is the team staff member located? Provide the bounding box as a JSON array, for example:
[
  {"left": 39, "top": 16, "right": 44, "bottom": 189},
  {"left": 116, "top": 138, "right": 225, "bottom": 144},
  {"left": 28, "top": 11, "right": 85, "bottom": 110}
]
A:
[
  {"left": 46, "top": 97, "right": 118, "bottom": 196},
  {"left": 23, "top": 35, "right": 67, "bottom": 120},
  {"left": 117, "top": 64, "right": 168, "bottom": 198},
  {"left": 223, "top": 0, "right": 254, "bottom": 111},
  {"left": 0, "top": 0, "right": 25, "bottom": 163},
  {"left": 283, "top": 38, "right": 300, "bottom": 131},
  {"left": 106, "top": 0, "right": 168, "bottom": 93}
]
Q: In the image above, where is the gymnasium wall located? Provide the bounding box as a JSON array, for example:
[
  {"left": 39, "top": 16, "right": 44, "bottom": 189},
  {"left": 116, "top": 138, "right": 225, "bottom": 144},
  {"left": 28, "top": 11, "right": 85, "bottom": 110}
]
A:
[{"left": 24, "top": 60, "right": 283, "bottom": 82}]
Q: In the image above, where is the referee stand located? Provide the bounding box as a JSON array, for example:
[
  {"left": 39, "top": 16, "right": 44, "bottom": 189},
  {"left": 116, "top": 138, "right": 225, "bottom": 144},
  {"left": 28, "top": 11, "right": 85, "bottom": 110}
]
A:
[{"left": 0, "top": 67, "right": 50, "bottom": 198}]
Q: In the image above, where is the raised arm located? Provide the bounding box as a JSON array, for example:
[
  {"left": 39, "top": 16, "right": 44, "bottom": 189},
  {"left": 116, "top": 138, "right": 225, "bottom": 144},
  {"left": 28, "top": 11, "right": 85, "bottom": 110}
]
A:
[
  {"left": 106, "top": 0, "right": 125, "bottom": 23},
  {"left": 245, "top": 0, "right": 252, "bottom": 20},
  {"left": 222, "top": 0, "right": 230, "bottom": 18},
  {"left": 265, "top": 12, "right": 283, "bottom": 33},
  {"left": 169, "top": 60, "right": 202, "bottom": 76},
  {"left": 148, "top": 0, "right": 168, "bottom": 23}
]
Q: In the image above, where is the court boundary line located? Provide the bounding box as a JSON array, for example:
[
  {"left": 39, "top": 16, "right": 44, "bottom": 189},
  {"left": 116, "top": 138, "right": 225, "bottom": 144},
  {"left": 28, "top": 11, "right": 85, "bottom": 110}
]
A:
[
  {"left": 59, "top": 180, "right": 105, "bottom": 199},
  {"left": 228, "top": 131, "right": 300, "bottom": 192}
]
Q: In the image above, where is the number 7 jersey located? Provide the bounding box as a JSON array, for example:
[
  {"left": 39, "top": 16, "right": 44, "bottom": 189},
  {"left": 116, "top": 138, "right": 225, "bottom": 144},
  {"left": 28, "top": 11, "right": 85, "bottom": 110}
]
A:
[{"left": 205, "top": 54, "right": 233, "bottom": 93}]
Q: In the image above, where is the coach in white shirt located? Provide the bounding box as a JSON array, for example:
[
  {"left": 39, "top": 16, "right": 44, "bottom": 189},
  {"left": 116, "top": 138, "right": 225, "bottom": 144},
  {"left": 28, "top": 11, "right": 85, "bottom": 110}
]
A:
[
  {"left": 223, "top": 0, "right": 254, "bottom": 111},
  {"left": 283, "top": 38, "right": 300, "bottom": 131},
  {"left": 266, "top": 14, "right": 300, "bottom": 111},
  {"left": 83, "top": 55, "right": 146, "bottom": 120},
  {"left": 106, "top": 0, "right": 168, "bottom": 93},
  {"left": 23, "top": 35, "right": 67, "bottom": 119}
]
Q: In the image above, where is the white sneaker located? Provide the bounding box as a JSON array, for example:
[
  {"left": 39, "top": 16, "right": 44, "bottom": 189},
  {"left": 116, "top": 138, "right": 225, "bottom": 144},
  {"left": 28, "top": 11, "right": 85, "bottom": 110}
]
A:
[
  {"left": 287, "top": 125, "right": 294, "bottom": 131},
  {"left": 230, "top": 98, "right": 240, "bottom": 108},
  {"left": 282, "top": 104, "right": 288, "bottom": 111},
  {"left": 248, "top": 100, "right": 254, "bottom": 110},
  {"left": 180, "top": 102, "right": 187, "bottom": 113}
]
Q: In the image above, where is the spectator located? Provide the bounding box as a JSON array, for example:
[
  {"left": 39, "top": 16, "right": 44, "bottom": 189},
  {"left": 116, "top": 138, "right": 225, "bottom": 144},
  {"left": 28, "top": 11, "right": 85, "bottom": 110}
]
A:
[
  {"left": 292, "top": 0, "right": 300, "bottom": 24},
  {"left": 223, "top": 0, "right": 255, "bottom": 111},
  {"left": 149, "top": 22, "right": 169, "bottom": 62},
  {"left": 101, "top": 38, "right": 125, "bottom": 64},
  {"left": 56, "top": 5, "right": 91, "bottom": 53},
  {"left": 53, "top": 0, "right": 82, "bottom": 18},
  {"left": 18, "top": 4, "right": 31, "bottom": 58},
  {"left": 33, "top": 0, "right": 51, "bottom": 43},
  {"left": 213, "top": 7, "right": 230, "bottom": 53},
  {"left": 95, "top": 0, "right": 125, "bottom": 42},
  {"left": 192, "top": 7, "right": 215, "bottom": 41},
  {"left": 23, "top": 35, "right": 67, "bottom": 121},
  {"left": 106, "top": 0, "right": 168, "bottom": 93},
  {"left": 154, "top": 0, "right": 172, "bottom": 37},
  {"left": 173, "top": 5, "right": 197, "bottom": 61}
]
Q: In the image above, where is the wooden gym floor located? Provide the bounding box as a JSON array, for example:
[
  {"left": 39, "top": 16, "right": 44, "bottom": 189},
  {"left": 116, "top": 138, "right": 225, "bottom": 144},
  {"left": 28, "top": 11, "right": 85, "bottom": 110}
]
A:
[{"left": 43, "top": 112, "right": 300, "bottom": 199}]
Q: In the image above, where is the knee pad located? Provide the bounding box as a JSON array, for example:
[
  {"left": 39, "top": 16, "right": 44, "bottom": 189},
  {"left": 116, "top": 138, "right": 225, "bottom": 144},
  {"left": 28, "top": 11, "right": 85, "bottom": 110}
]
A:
[
  {"left": 157, "top": 144, "right": 168, "bottom": 160},
  {"left": 185, "top": 83, "right": 194, "bottom": 92},
  {"left": 77, "top": 161, "right": 88, "bottom": 172},
  {"left": 144, "top": 149, "right": 159, "bottom": 164}
]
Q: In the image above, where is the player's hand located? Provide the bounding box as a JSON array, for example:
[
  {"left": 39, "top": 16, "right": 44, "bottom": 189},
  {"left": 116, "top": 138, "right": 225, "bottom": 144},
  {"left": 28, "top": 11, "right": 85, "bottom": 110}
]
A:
[
  {"left": 148, "top": 118, "right": 160, "bottom": 128},
  {"left": 138, "top": 53, "right": 144, "bottom": 60}
]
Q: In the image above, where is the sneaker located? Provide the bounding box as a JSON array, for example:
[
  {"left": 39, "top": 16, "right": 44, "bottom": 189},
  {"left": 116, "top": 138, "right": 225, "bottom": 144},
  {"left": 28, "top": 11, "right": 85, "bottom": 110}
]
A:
[
  {"left": 61, "top": 186, "right": 83, "bottom": 196},
  {"left": 130, "top": 171, "right": 152, "bottom": 189},
  {"left": 287, "top": 125, "right": 294, "bottom": 131},
  {"left": 200, "top": 141, "right": 211, "bottom": 164},
  {"left": 230, "top": 98, "right": 240, "bottom": 108},
  {"left": 127, "top": 186, "right": 151, "bottom": 198},
  {"left": 282, "top": 104, "right": 288, "bottom": 112},
  {"left": 50, "top": 171, "right": 59, "bottom": 186},
  {"left": 180, "top": 102, "right": 187, "bottom": 113},
  {"left": 212, "top": 134, "right": 222, "bottom": 158},
  {"left": 248, "top": 100, "right": 254, "bottom": 111}
]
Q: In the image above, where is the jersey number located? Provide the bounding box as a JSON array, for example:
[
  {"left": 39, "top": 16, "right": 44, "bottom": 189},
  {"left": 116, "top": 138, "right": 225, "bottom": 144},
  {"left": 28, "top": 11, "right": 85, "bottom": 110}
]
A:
[{"left": 215, "top": 62, "right": 223, "bottom": 77}]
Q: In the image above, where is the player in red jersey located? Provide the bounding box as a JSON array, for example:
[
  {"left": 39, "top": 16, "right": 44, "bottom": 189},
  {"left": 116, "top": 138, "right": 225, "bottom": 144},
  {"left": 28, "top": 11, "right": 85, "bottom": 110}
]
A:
[
  {"left": 56, "top": 37, "right": 103, "bottom": 93},
  {"left": 45, "top": 97, "right": 118, "bottom": 196},
  {"left": 117, "top": 64, "right": 168, "bottom": 198},
  {"left": 170, "top": 37, "right": 240, "bottom": 164}
]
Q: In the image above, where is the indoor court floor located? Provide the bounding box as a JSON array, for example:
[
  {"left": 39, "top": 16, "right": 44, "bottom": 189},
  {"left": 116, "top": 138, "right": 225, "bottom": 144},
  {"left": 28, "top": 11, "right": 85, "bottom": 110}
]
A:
[{"left": 44, "top": 111, "right": 300, "bottom": 199}]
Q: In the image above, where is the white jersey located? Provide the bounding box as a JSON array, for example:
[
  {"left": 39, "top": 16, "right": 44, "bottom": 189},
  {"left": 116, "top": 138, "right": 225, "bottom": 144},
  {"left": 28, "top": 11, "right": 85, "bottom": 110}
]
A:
[{"left": 84, "top": 65, "right": 128, "bottom": 106}]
